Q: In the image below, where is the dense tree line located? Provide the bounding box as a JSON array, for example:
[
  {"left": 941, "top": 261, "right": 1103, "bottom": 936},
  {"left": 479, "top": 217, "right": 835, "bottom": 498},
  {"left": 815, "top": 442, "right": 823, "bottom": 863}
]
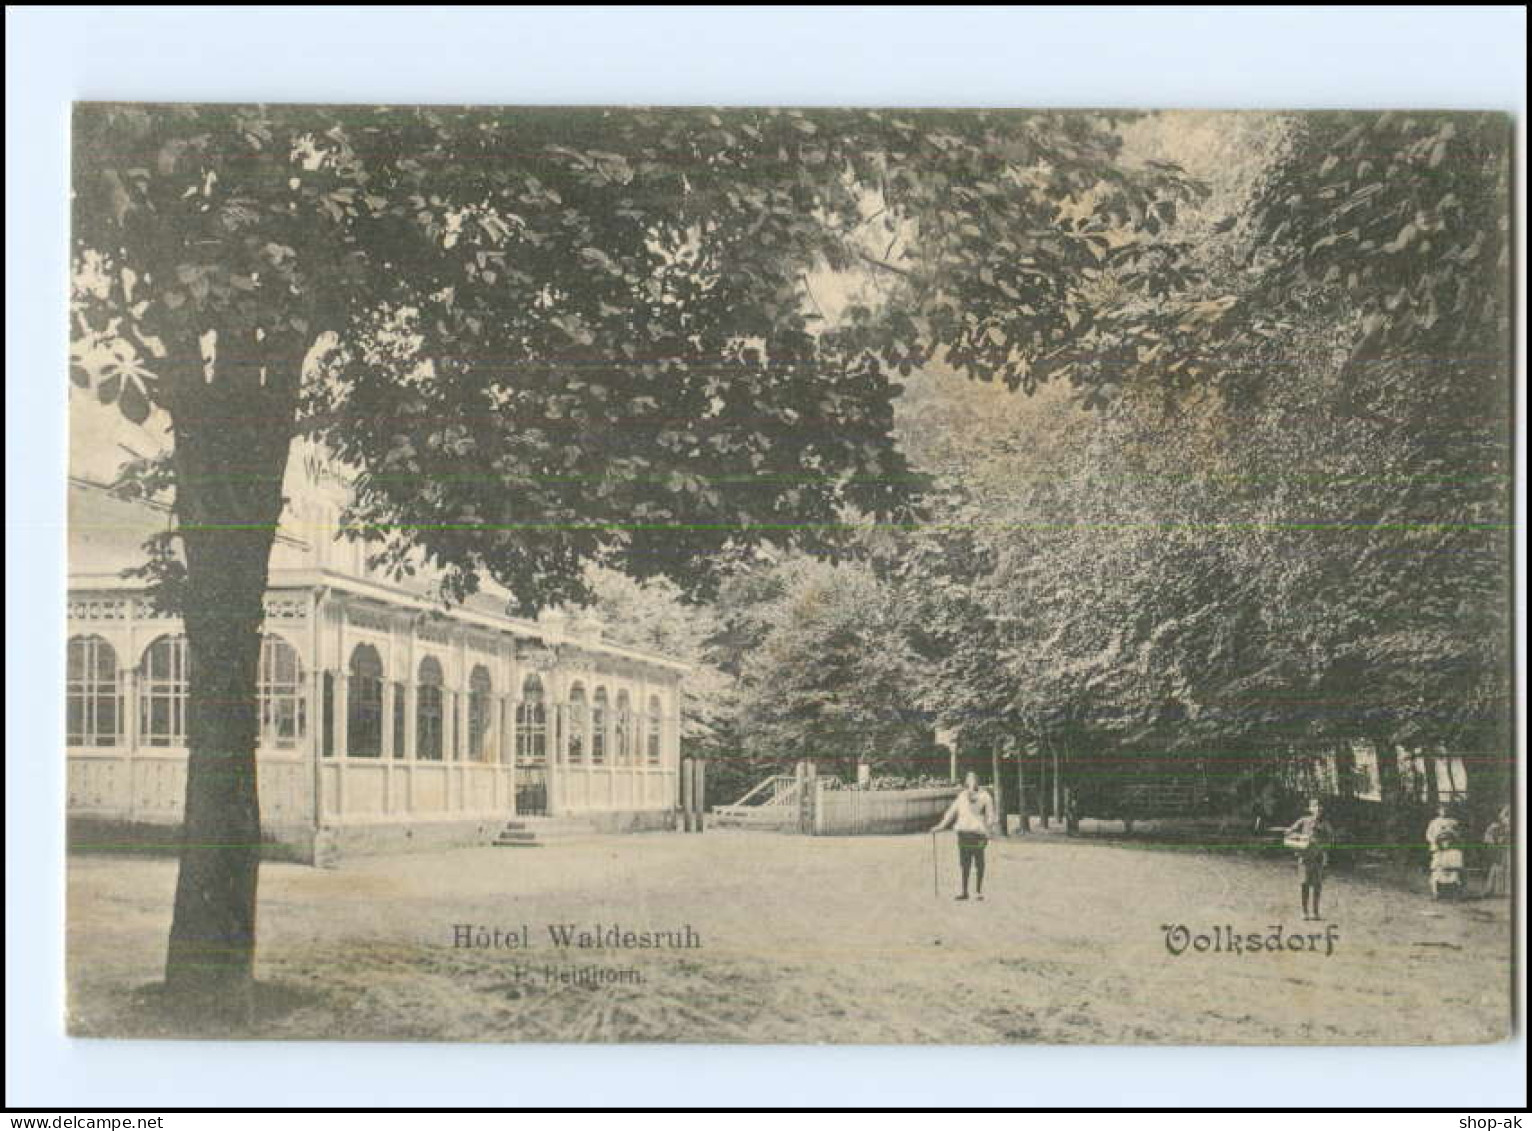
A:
[{"left": 694, "top": 113, "right": 1511, "bottom": 831}]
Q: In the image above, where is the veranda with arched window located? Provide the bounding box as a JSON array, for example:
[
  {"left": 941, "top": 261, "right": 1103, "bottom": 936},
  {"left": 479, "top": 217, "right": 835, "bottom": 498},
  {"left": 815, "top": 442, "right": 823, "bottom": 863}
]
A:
[{"left": 66, "top": 584, "right": 687, "bottom": 855}]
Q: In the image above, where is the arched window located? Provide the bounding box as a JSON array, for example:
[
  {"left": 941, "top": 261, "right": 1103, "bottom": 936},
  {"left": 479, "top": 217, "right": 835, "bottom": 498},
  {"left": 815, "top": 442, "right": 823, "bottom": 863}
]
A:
[
  {"left": 591, "top": 687, "right": 609, "bottom": 765},
  {"left": 517, "top": 673, "right": 547, "bottom": 764},
  {"left": 140, "top": 634, "right": 189, "bottom": 747},
  {"left": 258, "top": 635, "right": 305, "bottom": 749},
  {"left": 347, "top": 644, "right": 384, "bottom": 758},
  {"left": 67, "top": 635, "right": 120, "bottom": 747},
  {"left": 566, "top": 683, "right": 587, "bottom": 764},
  {"left": 647, "top": 694, "right": 663, "bottom": 765},
  {"left": 614, "top": 690, "right": 632, "bottom": 765},
  {"left": 416, "top": 656, "right": 445, "bottom": 761},
  {"left": 468, "top": 665, "right": 493, "bottom": 762}
]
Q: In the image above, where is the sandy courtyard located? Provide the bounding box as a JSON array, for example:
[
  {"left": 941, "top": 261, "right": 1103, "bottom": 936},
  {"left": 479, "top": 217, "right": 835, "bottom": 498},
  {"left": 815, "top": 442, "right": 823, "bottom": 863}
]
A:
[{"left": 66, "top": 829, "right": 1513, "bottom": 1044}]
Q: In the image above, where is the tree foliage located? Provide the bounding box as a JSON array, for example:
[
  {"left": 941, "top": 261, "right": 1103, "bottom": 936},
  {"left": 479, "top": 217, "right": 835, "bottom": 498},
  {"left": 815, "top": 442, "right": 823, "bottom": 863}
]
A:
[
  {"left": 74, "top": 104, "right": 1199, "bottom": 605},
  {"left": 579, "top": 566, "right": 736, "bottom": 755},
  {"left": 727, "top": 557, "right": 931, "bottom": 781},
  {"left": 873, "top": 111, "right": 1511, "bottom": 817}
]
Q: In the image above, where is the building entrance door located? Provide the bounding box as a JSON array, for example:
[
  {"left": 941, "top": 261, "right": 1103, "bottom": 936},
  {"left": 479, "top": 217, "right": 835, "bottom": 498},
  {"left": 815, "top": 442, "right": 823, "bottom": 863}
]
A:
[
  {"left": 515, "top": 765, "right": 548, "bottom": 816},
  {"left": 515, "top": 672, "right": 550, "bottom": 815}
]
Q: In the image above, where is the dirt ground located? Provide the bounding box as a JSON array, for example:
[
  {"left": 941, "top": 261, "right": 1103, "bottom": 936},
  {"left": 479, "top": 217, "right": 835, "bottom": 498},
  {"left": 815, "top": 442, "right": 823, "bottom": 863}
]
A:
[{"left": 66, "top": 828, "right": 1514, "bottom": 1044}]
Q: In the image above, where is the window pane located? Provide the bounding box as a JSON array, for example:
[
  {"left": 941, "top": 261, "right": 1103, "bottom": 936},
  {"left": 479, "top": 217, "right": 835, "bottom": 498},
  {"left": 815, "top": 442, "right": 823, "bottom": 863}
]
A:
[
  {"left": 350, "top": 677, "right": 383, "bottom": 757},
  {"left": 98, "top": 696, "right": 119, "bottom": 746},
  {"left": 591, "top": 689, "right": 607, "bottom": 765},
  {"left": 346, "top": 645, "right": 384, "bottom": 757},
  {"left": 258, "top": 636, "right": 305, "bottom": 749},
  {"left": 139, "top": 636, "right": 187, "bottom": 746},
  {"left": 418, "top": 685, "right": 443, "bottom": 761},
  {"left": 67, "top": 635, "right": 120, "bottom": 746},
  {"left": 67, "top": 695, "right": 85, "bottom": 746},
  {"left": 149, "top": 698, "right": 171, "bottom": 745},
  {"left": 567, "top": 689, "right": 586, "bottom": 764}
]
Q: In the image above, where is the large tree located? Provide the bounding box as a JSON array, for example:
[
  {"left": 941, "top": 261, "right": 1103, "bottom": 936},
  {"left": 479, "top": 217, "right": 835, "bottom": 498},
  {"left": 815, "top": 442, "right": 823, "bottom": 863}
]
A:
[
  {"left": 730, "top": 556, "right": 930, "bottom": 783},
  {"left": 885, "top": 111, "right": 1513, "bottom": 824},
  {"left": 70, "top": 104, "right": 1192, "bottom": 1004}
]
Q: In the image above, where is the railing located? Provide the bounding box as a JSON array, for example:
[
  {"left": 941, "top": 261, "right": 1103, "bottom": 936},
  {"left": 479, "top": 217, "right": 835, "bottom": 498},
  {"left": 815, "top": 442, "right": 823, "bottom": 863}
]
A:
[
  {"left": 712, "top": 774, "right": 803, "bottom": 827},
  {"left": 725, "top": 774, "right": 799, "bottom": 809}
]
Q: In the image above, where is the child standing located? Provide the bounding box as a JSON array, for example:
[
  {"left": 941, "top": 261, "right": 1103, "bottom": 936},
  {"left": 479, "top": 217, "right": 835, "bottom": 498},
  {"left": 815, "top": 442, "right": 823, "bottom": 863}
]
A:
[{"left": 1284, "top": 797, "right": 1335, "bottom": 921}]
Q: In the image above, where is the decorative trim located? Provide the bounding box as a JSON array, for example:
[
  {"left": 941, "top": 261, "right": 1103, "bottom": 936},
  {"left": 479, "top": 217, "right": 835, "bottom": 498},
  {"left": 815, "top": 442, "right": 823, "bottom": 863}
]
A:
[
  {"left": 265, "top": 595, "right": 309, "bottom": 621},
  {"left": 346, "top": 604, "right": 396, "bottom": 634},
  {"left": 68, "top": 597, "right": 132, "bottom": 621}
]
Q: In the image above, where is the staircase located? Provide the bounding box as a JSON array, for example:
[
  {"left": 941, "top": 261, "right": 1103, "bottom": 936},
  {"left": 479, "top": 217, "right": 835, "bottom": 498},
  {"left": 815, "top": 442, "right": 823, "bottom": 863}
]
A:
[
  {"left": 492, "top": 816, "right": 597, "bottom": 848},
  {"left": 710, "top": 774, "right": 804, "bottom": 830}
]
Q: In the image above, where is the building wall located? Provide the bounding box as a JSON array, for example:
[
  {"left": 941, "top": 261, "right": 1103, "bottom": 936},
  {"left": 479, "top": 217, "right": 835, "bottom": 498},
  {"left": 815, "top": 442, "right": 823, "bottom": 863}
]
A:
[
  {"left": 66, "top": 577, "right": 687, "bottom": 860},
  {"left": 66, "top": 588, "right": 319, "bottom": 851}
]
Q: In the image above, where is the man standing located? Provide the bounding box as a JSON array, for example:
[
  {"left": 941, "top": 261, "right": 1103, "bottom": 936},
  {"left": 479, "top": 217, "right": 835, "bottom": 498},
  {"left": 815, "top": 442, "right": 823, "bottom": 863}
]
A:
[
  {"left": 1284, "top": 797, "right": 1335, "bottom": 921},
  {"left": 933, "top": 772, "right": 998, "bottom": 901}
]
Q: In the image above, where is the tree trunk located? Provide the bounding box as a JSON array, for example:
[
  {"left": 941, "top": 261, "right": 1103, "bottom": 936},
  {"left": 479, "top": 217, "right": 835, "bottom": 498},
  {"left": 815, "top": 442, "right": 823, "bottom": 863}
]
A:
[
  {"left": 1015, "top": 752, "right": 1030, "bottom": 834},
  {"left": 1370, "top": 732, "right": 1408, "bottom": 864},
  {"left": 1039, "top": 743, "right": 1051, "bottom": 828},
  {"left": 1460, "top": 721, "right": 1509, "bottom": 825},
  {"left": 1052, "top": 741, "right": 1063, "bottom": 828},
  {"left": 1062, "top": 732, "right": 1078, "bottom": 834},
  {"left": 990, "top": 746, "right": 1006, "bottom": 836},
  {"left": 1373, "top": 733, "right": 1402, "bottom": 804},
  {"left": 163, "top": 372, "right": 293, "bottom": 1009},
  {"left": 1333, "top": 741, "right": 1357, "bottom": 800}
]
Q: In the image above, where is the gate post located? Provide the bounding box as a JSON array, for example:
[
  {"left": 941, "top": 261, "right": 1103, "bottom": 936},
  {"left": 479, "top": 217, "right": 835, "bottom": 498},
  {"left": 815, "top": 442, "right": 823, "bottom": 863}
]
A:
[
  {"left": 680, "top": 756, "right": 694, "bottom": 832},
  {"left": 1016, "top": 746, "right": 1031, "bottom": 834},
  {"left": 800, "top": 761, "right": 817, "bottom": 834}
]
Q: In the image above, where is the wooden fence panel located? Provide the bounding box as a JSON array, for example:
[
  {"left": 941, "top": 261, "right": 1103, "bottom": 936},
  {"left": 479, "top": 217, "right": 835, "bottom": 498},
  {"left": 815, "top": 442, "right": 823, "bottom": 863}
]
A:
[{"left": 812, "top": 786, "right": 960, "bottom": 836}]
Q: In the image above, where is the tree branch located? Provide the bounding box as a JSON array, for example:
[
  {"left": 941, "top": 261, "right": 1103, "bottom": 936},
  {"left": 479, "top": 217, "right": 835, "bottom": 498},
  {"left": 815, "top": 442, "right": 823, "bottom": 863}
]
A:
[{"left": 856, "top": 251, "right": 913, "bottom": 278}]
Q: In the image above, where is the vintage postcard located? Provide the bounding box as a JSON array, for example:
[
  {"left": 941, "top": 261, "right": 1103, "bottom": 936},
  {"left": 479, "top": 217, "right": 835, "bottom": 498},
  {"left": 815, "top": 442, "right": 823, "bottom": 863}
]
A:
[{"left": 65, "top": 105, "right": 1514, "bottom": 1044}]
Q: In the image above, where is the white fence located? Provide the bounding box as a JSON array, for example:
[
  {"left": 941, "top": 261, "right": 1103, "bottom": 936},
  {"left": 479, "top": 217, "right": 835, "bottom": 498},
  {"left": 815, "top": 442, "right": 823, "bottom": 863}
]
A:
[
  {"left": 711, "top": 774, "right": 804, "bottom": 829},
  {"left": 811, "top": 785, "right": 960, "bottom": 836}
]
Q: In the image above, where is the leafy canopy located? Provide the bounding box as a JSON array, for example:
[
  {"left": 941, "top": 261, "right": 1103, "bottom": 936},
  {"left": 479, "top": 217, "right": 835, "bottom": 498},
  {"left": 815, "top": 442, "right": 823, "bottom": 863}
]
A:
[{"left": 72, "top": 104, "right": 1197, "bottom": 611}]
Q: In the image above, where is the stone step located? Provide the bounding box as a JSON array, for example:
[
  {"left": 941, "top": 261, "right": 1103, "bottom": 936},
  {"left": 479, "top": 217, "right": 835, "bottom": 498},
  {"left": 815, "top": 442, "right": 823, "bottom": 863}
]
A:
[
  {"left": 710, "top": 813, "right": 798, "bottom": 829},
  {"left": 492, "top": 816, "right": 598, "bottom": 847}
]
